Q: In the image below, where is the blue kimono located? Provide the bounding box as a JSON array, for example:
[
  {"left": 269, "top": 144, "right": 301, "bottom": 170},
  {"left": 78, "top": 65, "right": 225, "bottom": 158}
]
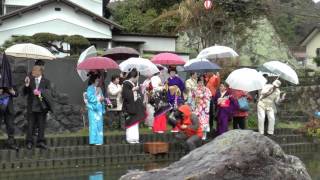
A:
[
  {"left": 167, "top": 76, "right": 185, "bottom": 107},
  {"left": 86, "top": 85, "right": 105, "bottom": 145}
]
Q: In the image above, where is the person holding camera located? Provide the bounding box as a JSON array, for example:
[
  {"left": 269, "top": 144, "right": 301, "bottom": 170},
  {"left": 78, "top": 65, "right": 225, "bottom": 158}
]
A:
[
  {"left": 169, "top": 104, "right": 203, "bottom": 151},
  {"left": 107, "top": 74, "right": 123, "bottom": 130}
]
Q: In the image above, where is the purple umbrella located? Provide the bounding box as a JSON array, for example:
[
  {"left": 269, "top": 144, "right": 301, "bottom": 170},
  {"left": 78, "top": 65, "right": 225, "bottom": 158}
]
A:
[
  {"left": 0, "top": 53, "right": 13, "bottom": 88},
  {"left": 103, "top": 46, "right": 140, "bottom": 61}
]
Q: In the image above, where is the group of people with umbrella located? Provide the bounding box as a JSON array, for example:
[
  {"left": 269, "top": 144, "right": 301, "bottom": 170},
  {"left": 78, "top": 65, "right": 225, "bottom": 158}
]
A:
[
  {"left": 0, "top": 42, "right": 299, "bottom": 152},
  {"left": 78, "top": 44, "right": 299, "bottom": 151}
]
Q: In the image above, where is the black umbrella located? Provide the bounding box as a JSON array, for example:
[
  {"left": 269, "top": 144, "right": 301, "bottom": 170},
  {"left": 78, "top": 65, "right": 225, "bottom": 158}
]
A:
[
  {"left": 0, "top": 53, "right": 13, "bottom": 88},
  {"left": 103, "top": 46, "right": 139, "bottom": 61}
]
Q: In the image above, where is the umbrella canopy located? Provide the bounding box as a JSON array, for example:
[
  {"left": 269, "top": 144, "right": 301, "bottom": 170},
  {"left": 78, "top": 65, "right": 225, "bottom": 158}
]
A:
[
  {"left": 226, "top": 68, "right": 267, "bottom": 92},
  {"left": 119, "top": 57, "right": 159, "bottom": 77},
  {"left": 197, "top": 45, "right": 239, "bottom": 59},
  {"left": 0, "top": 53, "right": 13, "bottom": 88},
  {"left": 151, "top": 53, "right": 186, "bottom": 65},
  {"left": 103, "top": 46, "right": 139, "bottom": 61},
  {"left": 5, "top": 43, "right": 55, "bottom": 60},
  {"left": 183, "top": 58, "right": 221, "bottom": 72},
  {"left": 77, "top": 46, "right": 97, "bottom": 81},
  {"left": 262, "top": 61, "right": 299, "bottom": 85},
  {"left": 77, "top": 57, "right": 119, "bottom": 70}
]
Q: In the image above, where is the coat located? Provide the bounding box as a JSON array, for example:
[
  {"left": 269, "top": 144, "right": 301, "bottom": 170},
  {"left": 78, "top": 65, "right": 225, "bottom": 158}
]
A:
[
  {"left": 176, "top": 105, "right": 203, "bottom": 138},
  {"left": 206, "top": 74, "right": 220, "bottom": 97},
  {"left": 258, "top": 84, "right": 281, "bottom": 113},
  {"left": 230, "top": 89, "right": 252, "bottom": 117},
  {"left": 121, "top": 80, "right": 146, "bottom": 128},
  {"left": 23, "top": 76, "right": 54, "bottom": 113},
  {"left": 107, "top": 82, "right": 123, "bottom": 111}
]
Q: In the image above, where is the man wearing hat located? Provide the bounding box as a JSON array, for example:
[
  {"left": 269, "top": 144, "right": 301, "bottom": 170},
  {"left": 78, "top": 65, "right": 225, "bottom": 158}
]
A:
[{"left": 257, "top": 80, "right": 286, "bottom": 135}]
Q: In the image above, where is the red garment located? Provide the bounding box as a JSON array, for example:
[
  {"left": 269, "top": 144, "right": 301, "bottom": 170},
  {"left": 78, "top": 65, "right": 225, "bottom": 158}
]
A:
[
  {"left": 176, "top": 105, "right": 203, "bottom": 138},
  {"left": 152, "top": 113, "right": 167, "bottom": 133},
  {"left": 206, "top": 74, "right": 220, "bottom": 97},
  {"left": 230, "top": 89, "right": 252, "bottom": 117}
]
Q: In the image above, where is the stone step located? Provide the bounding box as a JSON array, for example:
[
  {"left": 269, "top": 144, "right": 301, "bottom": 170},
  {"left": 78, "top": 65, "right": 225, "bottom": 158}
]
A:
[
  {"left": 270, "top": 135, "right": 314, "bottom": 144},
  {"left": 0, "top": 143, "right": 185, "bottom": 163},
  {"left": 280, "top": 143, "right": 319, "bottom": 155},
  {"left": 0, "top": 129, "right": 299, "bottom": 148},
  {"left": 0, "top": 152, "right": 185, "bottom": 172}
]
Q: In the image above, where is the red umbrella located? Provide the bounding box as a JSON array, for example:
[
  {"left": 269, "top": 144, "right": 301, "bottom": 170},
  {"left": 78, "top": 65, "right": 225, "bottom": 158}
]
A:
[
  {"left": 77, "top": 57, "right": 119, "bottom": 70},
  {"left": 151, "top": 53, "right": 186, "bottom": 65}
]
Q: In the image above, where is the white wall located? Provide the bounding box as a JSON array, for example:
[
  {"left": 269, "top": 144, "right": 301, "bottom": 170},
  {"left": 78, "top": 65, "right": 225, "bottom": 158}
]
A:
[
  {"left": 0, "top": 3, "right": 112, "bottom": 45},
  {"left": 4, "top": 0, "right": 103, "bottom": 16},
  {"left": 112, "top": 35, "right": 176, "bottom": 52}
]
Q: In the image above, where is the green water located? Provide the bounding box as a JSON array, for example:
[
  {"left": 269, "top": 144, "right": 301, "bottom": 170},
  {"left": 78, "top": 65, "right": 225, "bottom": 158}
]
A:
[{"left": 1, "top": 154, "right": 319, "bottom": 180}]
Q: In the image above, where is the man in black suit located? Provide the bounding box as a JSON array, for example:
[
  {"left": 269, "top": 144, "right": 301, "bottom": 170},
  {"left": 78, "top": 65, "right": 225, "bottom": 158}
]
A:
[
  {"left": 0, "top": 87, "right": 19, "bottom": 150},
  {"left": 23, "top": 65, "right": 53, "bottom": 150}
]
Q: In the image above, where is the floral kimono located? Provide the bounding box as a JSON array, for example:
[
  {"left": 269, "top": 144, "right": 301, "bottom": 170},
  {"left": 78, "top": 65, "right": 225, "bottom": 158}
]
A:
[
  {"left": 190, "top": 85, "right": 212, "bottom": 139},
  {"left": 86, "top": 85, "right": 105, "bottom": 145}
]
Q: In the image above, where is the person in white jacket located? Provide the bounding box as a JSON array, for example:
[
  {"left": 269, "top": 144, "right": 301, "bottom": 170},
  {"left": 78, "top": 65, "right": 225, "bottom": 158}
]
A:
[
  {"left": 257, "top": 80, "right": 286, "bottom": 135},
  {"left": 107, "top": 74, "right": 123, "bottom": 129}
]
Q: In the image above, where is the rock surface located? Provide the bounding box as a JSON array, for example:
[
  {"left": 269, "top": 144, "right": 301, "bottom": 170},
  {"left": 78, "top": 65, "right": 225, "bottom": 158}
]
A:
[{"left": 120, "top": 130, "right": 311, "bottom": 180}]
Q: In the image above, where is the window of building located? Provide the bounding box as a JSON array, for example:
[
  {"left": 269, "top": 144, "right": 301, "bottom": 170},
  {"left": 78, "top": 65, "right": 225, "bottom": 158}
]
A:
[{"left": 316, "top": 48, "right": 320, "bottom": 57}]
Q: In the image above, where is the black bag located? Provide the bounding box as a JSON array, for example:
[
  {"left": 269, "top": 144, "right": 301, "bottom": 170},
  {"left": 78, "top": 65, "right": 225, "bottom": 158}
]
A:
[{"left": 110, "top": 99, "right": 117, "bottom": 108}]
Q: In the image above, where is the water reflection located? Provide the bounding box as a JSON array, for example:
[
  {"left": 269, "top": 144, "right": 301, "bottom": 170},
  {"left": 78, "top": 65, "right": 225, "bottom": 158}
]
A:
[
  {"left": 89, "top": 172, "right": 103, "bottom": 180},
  {"left": 0, "top": 155, "right": 318, "bottom": 180}
]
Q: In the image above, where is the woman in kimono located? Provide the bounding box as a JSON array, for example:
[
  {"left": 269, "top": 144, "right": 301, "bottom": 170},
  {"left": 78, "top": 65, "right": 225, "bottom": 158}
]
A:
[
  {"left": 86, "top": 74, "right": 105, "bottom": 145},
  {"left": 213, "top": 82, "right": 239, "bottom": 136},
  {"left": 190, "top": 77, "right": 212, "bottom": 140},
  {"left": 122, "top": 68, "right": 146, "bottom": 143},
  {"left": 141, "top": 76, "right": 154, "bottom": 128},
  {"left": 166, "top": 66, "right": 185, "bottom": 108}
]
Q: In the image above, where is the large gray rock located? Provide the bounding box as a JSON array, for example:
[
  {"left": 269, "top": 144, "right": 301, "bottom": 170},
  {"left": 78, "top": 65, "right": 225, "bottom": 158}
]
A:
[{"left": 121, "top": 130, "right": 311, "bottom": 180}]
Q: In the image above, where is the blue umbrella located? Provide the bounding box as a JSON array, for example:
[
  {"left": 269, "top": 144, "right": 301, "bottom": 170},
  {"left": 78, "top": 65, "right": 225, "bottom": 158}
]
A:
[
  {"left": 184, "top": 58, "right": 221, "bottom": 72},
  {"left": 0, "top": 53, "right": 13, "bottom": 88}
]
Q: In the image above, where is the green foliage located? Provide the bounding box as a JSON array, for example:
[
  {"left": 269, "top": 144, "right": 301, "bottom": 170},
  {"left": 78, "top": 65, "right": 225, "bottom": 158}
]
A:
[
  {"left": 65, "top": 35, "right": 90, "bottom": 46},
  {"left": 1, "top": 36, "right": 34, "bottom": 51},
  {"left": 1, "top": 33, "right": 90, "bottom": 55},
  {"left": 297, "top": 117, "right": 320, "bottom": 139},
  {"left": 247, "top": 114, "right": 257, "bottom": 129},
  {"left": 266, "top": 0, "right": 320, "bottom": 45},
  {"left": 110, "top": 0, "right": 180, "bottom": 34},
  {"left": 313, "top": 57, "right": 320, "bottom": 66},
  {"left": 32, "top": 33, "right": 63, "bottom": 44}
]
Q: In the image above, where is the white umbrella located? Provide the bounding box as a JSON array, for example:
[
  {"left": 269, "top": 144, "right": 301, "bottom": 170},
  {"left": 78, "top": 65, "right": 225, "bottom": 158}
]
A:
[
  {"left": 226, "top": 68, "right": 267, "bottom": 92},
  {"left": 197, "top": 45, "right": 239, "bottom": 59},
  {"left": 5, "top": 43, "right": 55, "bottom": 60},
  {"left": 77, "top": 46, "right": 97, "bottom": 81},
  {"left": 262, "top": 61, "right": 299, "bottom": 85},
  {"left": 119, "top": 57, "right": 159, "bottom": 77}
]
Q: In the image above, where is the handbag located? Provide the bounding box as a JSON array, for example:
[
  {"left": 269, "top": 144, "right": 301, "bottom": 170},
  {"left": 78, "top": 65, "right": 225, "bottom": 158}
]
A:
[{"left": 238, "top": 97, "right": 249, "bottom": 111}]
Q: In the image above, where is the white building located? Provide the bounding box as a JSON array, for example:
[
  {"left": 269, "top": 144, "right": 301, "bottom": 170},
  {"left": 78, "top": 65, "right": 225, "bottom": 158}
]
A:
[{"left": 0, "top": 0, "right": 189, "bottom": 59}]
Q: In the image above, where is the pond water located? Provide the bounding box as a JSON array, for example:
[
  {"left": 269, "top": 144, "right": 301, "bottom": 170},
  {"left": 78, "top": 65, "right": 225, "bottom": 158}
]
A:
[{"left": 1, "top": 153, "right": 319, "bottom": 180}]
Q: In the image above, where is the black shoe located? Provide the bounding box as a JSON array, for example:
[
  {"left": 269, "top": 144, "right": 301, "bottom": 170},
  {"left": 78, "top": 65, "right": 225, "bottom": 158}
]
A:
[
  {"left": 36, "top": 142, "right": 48, "bottom": 150},
  {"left": 26, "top": 143, "right": 33, "bottom": 150}
]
